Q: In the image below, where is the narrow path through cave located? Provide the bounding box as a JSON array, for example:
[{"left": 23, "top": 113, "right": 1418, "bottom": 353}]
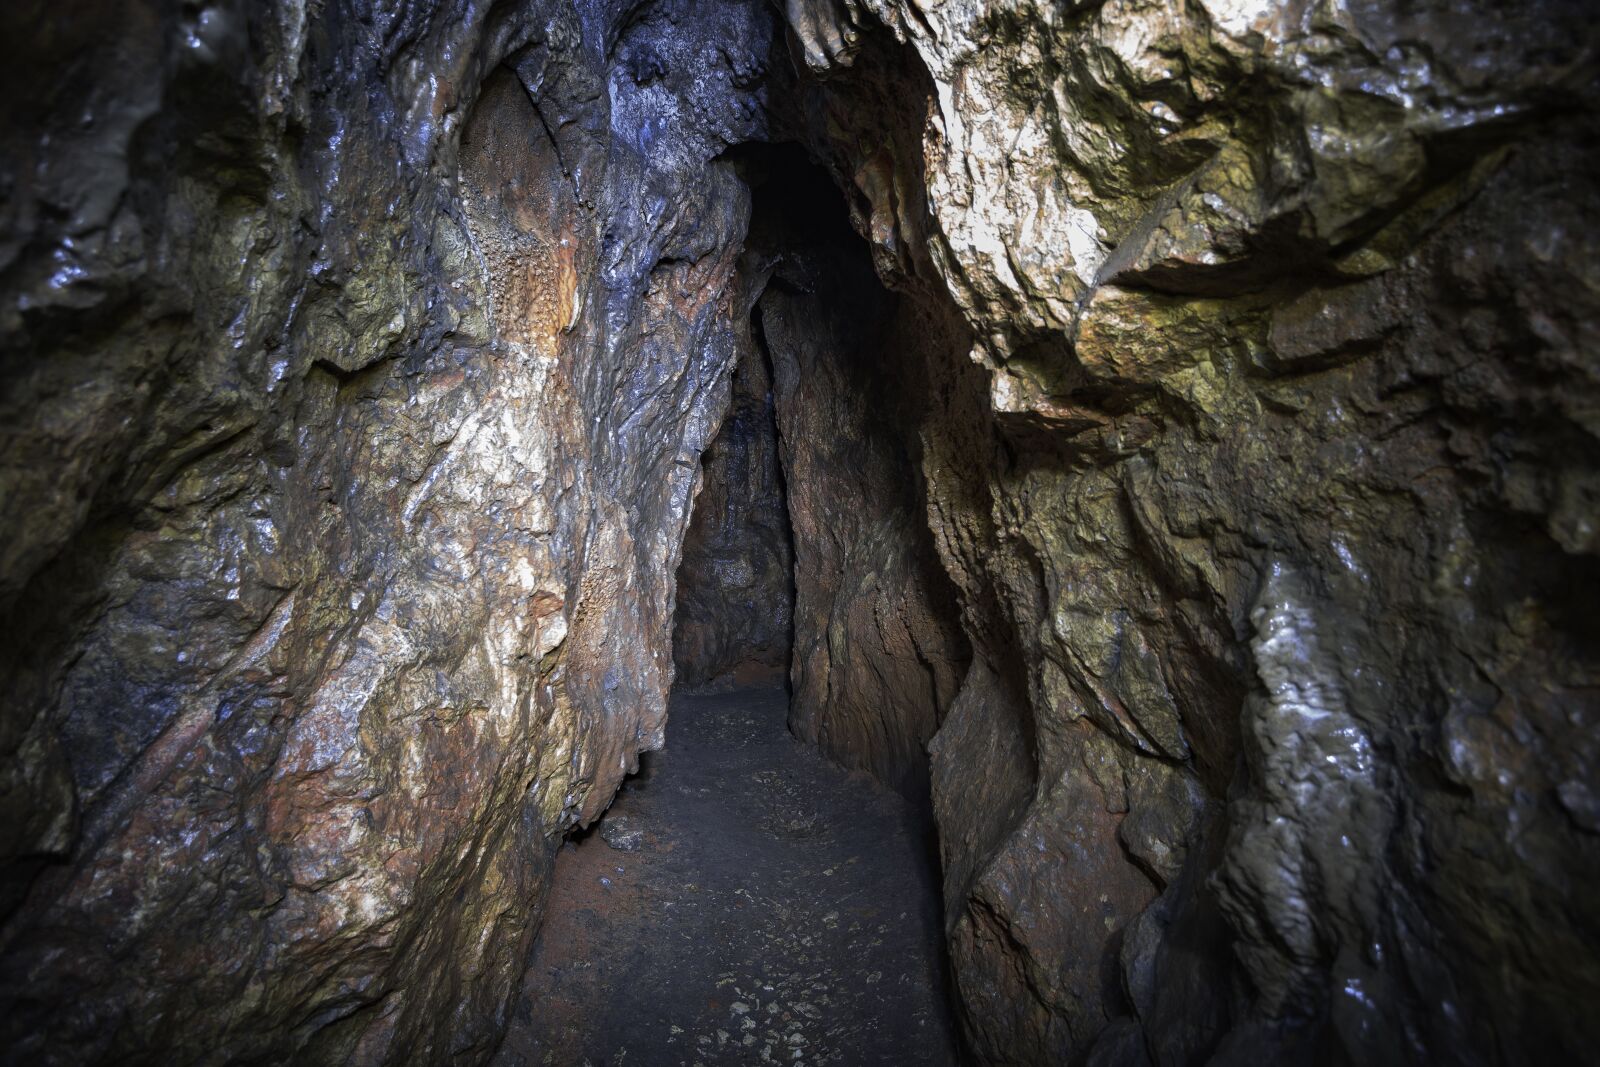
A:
[
  {"left": 494, "top": 688, "right": 960, "bottom": 1065},
  {"left": 492, "top": 140, "right": 967, "bottom": 1064}
]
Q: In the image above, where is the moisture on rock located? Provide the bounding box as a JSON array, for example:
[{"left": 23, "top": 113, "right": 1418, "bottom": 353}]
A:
[
  {"left": 775, "top": 0, "right": 1600, "bottom": 1062},
  {"left": 0, "top": 1, "right": 776, "bottom": 1062}
]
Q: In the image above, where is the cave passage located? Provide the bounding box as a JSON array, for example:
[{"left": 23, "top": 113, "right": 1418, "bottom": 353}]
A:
[
  {"left": 497, "top": 689, "right": 960, "bottom": 1065},
  {"left": 496, "top": 146, "right": 965, "bottom": 1064},
  {"left": 668, "top": 194, "right": 796, "bottom": 695},
  {"left": 5, "top": 1, "right": 1597, "bottom": 1063}
]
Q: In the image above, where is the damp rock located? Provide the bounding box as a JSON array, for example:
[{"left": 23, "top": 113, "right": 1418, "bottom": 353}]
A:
[{"left": 599, "top": 815, "right": 646, "bottom": 853}]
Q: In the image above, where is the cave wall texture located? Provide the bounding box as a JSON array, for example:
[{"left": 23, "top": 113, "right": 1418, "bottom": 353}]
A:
[
  {"left": 669, "top": 291, "right": 794, "bottom": 692},
  {"left": 2, "top": 0, "right": 1599, "bottom": 1064},
  {"left": 776, "top": 0, "right": 1600, "bottom": 1063},
  {"left": 0, "top": 0, "right": 776, "bottom": 1060}
]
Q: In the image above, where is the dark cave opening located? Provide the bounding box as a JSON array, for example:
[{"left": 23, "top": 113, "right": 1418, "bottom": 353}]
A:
[
  {"left": 668, "top": 140, "right": 882, "bottom": 698},
  {"left": 666, "top": 135, "right": 972, "bottom": 814},
  {"left": 668, "top": 260, "right": 795, "bottom": 691}
]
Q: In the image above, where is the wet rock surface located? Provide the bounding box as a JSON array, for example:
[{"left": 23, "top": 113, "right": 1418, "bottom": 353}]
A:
[
  {"left": 496, "top": 688, "right": 960, "bottom": 1066},
  {"left": 777, "top": 0, "right": 1600, "bottom": 1061},
  {"left": 3, "top": 0, "right": 1598, "bottom": 1063},
  {"left": 0, "top": 1, "right": 777, "bottom": 1062}
]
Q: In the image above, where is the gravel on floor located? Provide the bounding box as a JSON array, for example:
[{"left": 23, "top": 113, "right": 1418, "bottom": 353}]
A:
[{"left": 493, "top": 688, "right": 964, "bottom": 1067}]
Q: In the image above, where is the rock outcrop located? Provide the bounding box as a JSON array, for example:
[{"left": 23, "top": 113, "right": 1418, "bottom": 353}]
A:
[
  {"left": 0, "top": 0, "right": 776, "bottom": 1061},
  {"left": 779, "top": 0, "right": 1600, "bottom": 1062}
]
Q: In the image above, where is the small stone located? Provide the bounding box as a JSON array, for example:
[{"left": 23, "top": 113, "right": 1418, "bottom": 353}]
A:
[{"left": 599, "top": 815, "right": 646, "bottom": 852}]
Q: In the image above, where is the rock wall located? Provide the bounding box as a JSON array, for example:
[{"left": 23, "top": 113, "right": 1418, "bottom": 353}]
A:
[
  {"left": 0, "top": 0, "right": 777, "bottom": 1061},
  {"left": 779, "top": 0, "right": 1600, "bottom": 1062},
  {"left": 744, "top": 150, "right": 970, "bottom": 798},
  {"left": 670, "top": 304, "right": 794, "bottom": 692}
]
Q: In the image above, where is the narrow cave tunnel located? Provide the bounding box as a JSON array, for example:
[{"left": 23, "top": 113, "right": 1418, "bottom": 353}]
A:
[
  {"left": 497, "top": 143, "right": 972, "bottom": 1063},
  {"left": 667, "top": 149, "right": 803, "bottom": 696},
  {"left": 668, "top": 139, "right": 969, "bottom": 756},
  {"left": 2, "top": 1, "right": 1598, "bottom": 1066}
]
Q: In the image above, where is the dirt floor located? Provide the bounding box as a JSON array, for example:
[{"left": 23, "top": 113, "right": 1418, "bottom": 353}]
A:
[{"left": 493, "top": 688, "right": 964, "bottom": 1066}]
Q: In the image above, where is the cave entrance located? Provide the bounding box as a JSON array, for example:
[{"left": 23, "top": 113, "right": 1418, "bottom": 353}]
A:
[{"left": 496, "top": 144, "right": 965, "bottom": 1063}]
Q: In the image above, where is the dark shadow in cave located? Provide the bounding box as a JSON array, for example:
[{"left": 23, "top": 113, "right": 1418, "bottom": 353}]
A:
[{"left": 668, "top": 238, "right": 797, "bottom": 695}]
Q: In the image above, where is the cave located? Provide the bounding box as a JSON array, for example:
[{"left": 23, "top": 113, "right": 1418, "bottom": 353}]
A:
[
  {"left": 668, "top": 146, "right": 807, "bottom": 698},
  {"left": 668, "top": 140, "right": 967, "bottom": 794},
  {"left": 495, "top": 143, "right": 970, "bottom": 1061},
  {"left": 2, "top": 1, "right": 1598, "bottom": 1065}
]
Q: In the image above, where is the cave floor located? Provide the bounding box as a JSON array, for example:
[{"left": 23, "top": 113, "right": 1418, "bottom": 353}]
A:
[{"left": 494, "top": 688, "right": 962, "bottom": 1066}]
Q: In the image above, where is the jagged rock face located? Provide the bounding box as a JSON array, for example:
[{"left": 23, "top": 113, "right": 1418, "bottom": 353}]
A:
[
  {"left": 0, "top": 0, "right": 775, "bottom": 1061},
  {"left": 781, "top": 0, "right": 1600, "bottom": 1063},
  {"left": 671, "top": 315, "right": 794, "bottom": 691},
  {"left": 4, "top": 0, "right": 1599, "bottom": 1064},
  {"left": 749, "top": 157, "right": 969, "bottom": 797}
]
